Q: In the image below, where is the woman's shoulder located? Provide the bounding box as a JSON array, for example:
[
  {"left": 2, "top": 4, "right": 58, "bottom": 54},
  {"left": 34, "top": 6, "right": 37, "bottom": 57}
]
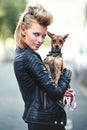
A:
[
  {"left": 16, "top": 48, "right": 42, "bottom": 62},
  {"left": 24, "top": 49, "right": 42, "bottom": 61},
  {"left": 16, "top": 48, "right": 35, "bottom": 55}
]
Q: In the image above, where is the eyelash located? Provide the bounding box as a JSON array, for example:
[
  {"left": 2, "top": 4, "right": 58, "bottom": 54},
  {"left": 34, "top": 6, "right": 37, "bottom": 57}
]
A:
[
  {"left": 33, "top": 33, "right": 39, "bottom": 37},
  {"left": 33, "top": 33, "right": 46, "bottom": 39},
  {"left": 42, "top": 34, "right": 46, "bottom": 39}
]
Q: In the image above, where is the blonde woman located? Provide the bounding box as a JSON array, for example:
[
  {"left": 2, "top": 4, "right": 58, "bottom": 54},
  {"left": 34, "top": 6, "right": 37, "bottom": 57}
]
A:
[{"left": 14, "top": 4, "right": 72, "bottom": 130}]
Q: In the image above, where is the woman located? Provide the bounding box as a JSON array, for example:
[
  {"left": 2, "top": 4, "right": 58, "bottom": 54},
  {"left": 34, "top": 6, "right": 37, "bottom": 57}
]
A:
[{"left": 14, "top": 4, "right": 72, "bottom": 130}]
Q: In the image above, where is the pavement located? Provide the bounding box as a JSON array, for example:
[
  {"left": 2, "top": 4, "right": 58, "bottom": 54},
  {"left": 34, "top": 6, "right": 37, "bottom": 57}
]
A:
[{"left": 77, "top": 82, "right": 87, "bottom": 98}]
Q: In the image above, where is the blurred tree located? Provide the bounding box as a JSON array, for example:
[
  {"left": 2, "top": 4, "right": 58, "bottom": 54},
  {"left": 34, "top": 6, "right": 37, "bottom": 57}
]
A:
[{"left": 0, "top": 0, "right": 27, "bottom": 40}]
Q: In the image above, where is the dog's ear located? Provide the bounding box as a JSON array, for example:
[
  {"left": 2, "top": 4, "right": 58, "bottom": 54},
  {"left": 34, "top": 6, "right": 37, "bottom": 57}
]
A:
[
  {"left": 63, "top": 34, "right": 69, "bottom": 41},
  {"left": 47, "top": 31, "right": 55, "bottom": 38}
]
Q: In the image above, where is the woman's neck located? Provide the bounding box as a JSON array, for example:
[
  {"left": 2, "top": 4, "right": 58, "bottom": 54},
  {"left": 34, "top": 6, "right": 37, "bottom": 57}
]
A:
[{"left": 17, "top": 41, "right": 30, "bottom": 49}]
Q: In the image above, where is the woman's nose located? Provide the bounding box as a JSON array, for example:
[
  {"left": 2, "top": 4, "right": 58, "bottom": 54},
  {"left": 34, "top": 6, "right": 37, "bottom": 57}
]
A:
[{"left": 38, "top": 36, "right": 44, "bottom": 43}]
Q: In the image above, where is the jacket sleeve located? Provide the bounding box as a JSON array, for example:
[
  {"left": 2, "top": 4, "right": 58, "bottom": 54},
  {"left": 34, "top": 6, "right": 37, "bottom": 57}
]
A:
[{"left": 24, "top": 52, "right": 72, "bottom": 102}]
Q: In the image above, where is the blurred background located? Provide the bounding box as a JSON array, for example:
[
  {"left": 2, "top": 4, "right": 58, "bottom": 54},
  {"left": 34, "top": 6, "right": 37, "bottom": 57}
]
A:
[{"left": 0, "top": 0, "right": 87, "bottom": 130}]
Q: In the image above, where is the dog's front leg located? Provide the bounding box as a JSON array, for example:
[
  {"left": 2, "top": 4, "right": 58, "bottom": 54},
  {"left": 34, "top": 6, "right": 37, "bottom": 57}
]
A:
[{"left": 54, "top": 57, "right": 63, "bottom": 84}]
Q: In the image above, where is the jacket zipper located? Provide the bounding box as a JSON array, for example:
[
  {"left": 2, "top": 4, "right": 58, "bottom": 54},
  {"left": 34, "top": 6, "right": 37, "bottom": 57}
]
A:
[{"left": 44, "top": 92, "right": 46, "bottom": 109}]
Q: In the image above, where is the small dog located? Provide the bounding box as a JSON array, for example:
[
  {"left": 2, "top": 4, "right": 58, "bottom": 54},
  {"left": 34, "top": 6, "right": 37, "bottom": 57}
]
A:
[
  {"left": 44, "top": 32, "right": 76, "bottom": 110},
  {"left": 44, "top": 31, "right": 69, "bottom": 84}
]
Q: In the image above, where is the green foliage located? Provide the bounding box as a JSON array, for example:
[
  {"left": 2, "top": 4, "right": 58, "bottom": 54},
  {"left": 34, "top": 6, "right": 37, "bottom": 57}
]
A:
[
  {"left": 44, "top": 36, "right": 51, "bottom": 48},
  {"left": 0, "top": 0, "right": 27, "bottom": 40}
]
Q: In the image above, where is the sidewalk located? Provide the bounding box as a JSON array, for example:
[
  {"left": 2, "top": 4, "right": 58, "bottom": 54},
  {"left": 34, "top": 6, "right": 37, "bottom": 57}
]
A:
[{"left": 78, "top": 82, "right": 87, "bottom": 98}]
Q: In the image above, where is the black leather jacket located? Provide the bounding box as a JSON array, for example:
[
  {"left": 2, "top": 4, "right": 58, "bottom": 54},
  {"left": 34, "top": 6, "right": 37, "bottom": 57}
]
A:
[{"left": 14, "top": 48, "right": 71, "bottom": 126}]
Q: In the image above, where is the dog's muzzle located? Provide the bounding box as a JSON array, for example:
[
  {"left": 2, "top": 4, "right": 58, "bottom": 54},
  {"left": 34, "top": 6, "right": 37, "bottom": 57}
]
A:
[{"left": 54, "top": 45, "right": 61, "bottom": 52}]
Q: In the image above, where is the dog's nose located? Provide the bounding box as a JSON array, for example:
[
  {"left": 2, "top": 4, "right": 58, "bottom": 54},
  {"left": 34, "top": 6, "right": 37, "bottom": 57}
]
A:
[{"left": 55, "top": 45, "right": 59, "bottom": 49}]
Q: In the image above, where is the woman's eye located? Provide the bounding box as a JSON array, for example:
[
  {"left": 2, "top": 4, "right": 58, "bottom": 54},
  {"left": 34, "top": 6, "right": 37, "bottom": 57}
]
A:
[
  {"left": 33, "top": 32, "right": 39, "bottom": 37},
  {"left": 42, "top": 34, "right": 46, "bottom": 39},
  {"left": 33, "top": 32, "right": 46, "bottom": 39}
]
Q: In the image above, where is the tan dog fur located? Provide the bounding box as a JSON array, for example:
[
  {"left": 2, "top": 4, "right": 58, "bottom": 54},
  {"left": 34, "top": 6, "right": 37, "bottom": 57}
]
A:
[{"left": 44, "top": 32, "right": 69, "bottom": 84}]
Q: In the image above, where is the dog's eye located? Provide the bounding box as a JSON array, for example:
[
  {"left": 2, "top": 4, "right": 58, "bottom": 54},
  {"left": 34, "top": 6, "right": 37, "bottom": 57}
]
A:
[
  {"left": 52, "top": 39, "right": 56, "bottom": 42},
  {"left": 59, "top": 39, "right": 63, "bottom": 43}
]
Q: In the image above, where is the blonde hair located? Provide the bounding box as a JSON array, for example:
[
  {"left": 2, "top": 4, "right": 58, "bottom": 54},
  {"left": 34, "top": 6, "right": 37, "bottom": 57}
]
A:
[{"left": 14, "top": 4, "right": 53, "bottom": 46}]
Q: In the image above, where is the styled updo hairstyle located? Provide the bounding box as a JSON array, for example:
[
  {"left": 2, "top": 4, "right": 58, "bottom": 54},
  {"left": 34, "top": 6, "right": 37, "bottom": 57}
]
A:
[{"left": 14, "top": 4, "right": 53, "bottom": 46}]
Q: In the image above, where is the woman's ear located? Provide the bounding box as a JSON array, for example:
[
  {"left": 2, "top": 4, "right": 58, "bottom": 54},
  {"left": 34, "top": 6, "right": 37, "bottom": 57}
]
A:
[{"left": 21, "top": 25, "right": 26, "bottom": 36}]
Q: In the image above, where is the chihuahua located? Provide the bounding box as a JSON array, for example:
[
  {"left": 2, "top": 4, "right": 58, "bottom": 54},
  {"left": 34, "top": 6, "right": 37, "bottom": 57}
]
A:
[{"left": 44, "top": 31, "right": 69, "bottom": 84}]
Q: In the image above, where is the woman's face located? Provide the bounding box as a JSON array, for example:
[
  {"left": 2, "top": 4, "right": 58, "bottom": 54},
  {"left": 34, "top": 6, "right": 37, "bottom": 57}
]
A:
[{"left": 21, "top": 21, "right": 47, "bottom": 50}]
